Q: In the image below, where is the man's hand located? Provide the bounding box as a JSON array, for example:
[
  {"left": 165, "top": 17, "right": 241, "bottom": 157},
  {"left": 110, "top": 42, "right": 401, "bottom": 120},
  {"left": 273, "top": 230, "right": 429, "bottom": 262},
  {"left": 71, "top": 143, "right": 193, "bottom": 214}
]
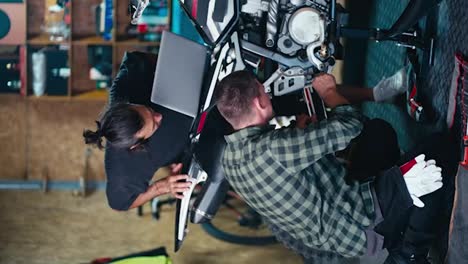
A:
[
  {"left": 312, "top": 73, "right": 337, "bottom": 98},
  {"left": 129, "top": 163, "right": 191, "bottom": 209},
  {"left": 169, "top": 163, "right": 183, "bottom": 174},
  {"left": 312, "top": 74, "right": 349, "bottom": 108},
  {"left": 149, "top": 163, "right": 191, "bottom": 199},
  {"left": 295, "top": 113, "right": 318, "bottom": 129},
  {"left": 401, "top": 154, "right": 443, "bottom": 208},
  {"left": 167, "top": 163, "right": 192, "bottom": 199}
]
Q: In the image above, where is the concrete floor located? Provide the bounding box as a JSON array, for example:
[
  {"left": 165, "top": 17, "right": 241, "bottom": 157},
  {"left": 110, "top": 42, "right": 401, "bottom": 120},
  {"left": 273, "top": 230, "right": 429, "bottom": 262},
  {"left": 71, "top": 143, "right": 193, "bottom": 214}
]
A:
[{"left": 0, "top": 190, "right": 302, "bottom": 264}]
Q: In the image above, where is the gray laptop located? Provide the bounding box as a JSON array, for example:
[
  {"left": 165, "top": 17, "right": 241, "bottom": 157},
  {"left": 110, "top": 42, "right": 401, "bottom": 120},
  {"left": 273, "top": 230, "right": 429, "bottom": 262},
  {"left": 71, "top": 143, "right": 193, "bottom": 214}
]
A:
[{"left": 151, "top": 31, "right": 208, "bottom": 118}]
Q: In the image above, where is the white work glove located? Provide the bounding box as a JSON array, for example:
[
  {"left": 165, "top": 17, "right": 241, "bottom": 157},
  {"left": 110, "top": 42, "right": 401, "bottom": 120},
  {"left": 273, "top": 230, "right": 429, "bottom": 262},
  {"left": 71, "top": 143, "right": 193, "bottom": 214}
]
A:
[
  {"left": 400, "top": 154, "right": 443, "bottom": 208},
  {"left": 373, "top": 65, "right": 410, "bottom": 102}
]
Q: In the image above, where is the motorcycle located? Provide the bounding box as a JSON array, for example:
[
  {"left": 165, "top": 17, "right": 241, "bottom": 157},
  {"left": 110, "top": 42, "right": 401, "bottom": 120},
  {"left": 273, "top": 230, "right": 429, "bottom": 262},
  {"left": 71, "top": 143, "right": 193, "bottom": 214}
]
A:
[
  {"left": 130, "top": 0, "right": 439, "bottom": 252},
  {"left": 173, "top": 0, "right": 340, "bottom": 252}
]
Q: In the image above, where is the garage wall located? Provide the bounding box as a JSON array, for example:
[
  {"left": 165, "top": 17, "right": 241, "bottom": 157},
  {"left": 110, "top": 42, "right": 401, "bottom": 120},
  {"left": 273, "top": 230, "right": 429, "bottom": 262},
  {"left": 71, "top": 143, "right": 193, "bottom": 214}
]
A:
[{"left": 0, "top": 95, "right": 107, "bottom": 181}]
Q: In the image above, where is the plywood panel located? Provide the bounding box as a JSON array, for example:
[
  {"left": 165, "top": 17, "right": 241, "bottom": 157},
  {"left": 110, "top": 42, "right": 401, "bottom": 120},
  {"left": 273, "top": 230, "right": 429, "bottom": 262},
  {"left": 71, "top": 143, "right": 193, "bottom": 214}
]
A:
[
  {"left": 115, "top": 0, "right": 131, "bottom": 39},
  {"left": 71, "top": 0, "right": 102, "bottom": 38},
  {"left": 0, "top": 95, "right": 27, "bottom": 179},
  {"left": 27, "top": 0, "right": 45, "bottom": 37},
  {"left": 71, "top": 45, "right": 95, "bottom": 94},
  {"left": 27, "top": 99, "right": 107, "bottom": 181}
]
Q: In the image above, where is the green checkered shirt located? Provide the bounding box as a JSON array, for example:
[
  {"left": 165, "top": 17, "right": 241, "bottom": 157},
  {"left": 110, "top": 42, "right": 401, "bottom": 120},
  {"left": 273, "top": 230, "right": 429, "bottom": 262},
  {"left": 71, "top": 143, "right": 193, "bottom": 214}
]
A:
[{"left": 223, "top": 105, "right": 376, "bottom": 257}]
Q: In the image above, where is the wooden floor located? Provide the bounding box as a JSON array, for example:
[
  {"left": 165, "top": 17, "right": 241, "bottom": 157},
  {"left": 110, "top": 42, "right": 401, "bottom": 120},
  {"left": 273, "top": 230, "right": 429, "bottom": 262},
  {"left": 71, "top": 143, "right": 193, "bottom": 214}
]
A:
[{"left": 0, "top": 190, "right": 302, "bottom": 264}]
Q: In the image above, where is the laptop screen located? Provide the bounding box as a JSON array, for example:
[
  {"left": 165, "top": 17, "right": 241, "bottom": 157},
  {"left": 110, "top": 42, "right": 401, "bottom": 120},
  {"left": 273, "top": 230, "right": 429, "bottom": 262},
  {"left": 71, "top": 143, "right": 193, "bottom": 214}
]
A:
[{"left": 151, "top": 31, "right": 208, "bottom": 118}]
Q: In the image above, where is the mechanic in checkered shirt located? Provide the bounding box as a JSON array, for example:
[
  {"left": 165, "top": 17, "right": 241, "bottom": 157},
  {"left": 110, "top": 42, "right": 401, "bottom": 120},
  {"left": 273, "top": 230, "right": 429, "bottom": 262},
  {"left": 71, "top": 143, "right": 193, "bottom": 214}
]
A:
[{"left": 214, "top": 70, "right": 452, "bottom": 264}]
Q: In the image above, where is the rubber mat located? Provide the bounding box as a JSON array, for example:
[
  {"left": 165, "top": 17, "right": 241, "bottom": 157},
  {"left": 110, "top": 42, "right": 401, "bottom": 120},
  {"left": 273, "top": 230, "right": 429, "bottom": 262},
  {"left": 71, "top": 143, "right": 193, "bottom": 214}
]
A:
[{"left": 344, "top": 0, "right": 468, "bottom": 152}]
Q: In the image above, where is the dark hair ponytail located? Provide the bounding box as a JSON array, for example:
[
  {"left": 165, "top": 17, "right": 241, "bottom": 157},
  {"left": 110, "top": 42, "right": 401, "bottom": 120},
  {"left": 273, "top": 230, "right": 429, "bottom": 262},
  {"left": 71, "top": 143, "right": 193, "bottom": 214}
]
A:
[
  {"left": 83, "top": 103, "right": 145, "bottom": 150},
  {"left": 83, "top": 121, "right": 105, "bottom": 149}
]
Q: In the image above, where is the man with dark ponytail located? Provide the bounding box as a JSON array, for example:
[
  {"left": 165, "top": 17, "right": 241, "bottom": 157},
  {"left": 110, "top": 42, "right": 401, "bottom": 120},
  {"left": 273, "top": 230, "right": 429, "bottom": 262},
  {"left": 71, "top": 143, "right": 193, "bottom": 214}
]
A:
[
  {"left": 83, "top": 52, "right": 193, "bottom": 211},
  {"left": 83, "top": 103, "right": 149, "bottom": 150}
]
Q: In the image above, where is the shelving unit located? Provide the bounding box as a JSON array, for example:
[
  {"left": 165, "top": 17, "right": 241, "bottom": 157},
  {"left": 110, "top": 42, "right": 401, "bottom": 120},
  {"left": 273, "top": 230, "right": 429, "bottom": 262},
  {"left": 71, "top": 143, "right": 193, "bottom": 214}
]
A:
[{"left": 0, "top": 0, "right": 170, "bottom": 100}]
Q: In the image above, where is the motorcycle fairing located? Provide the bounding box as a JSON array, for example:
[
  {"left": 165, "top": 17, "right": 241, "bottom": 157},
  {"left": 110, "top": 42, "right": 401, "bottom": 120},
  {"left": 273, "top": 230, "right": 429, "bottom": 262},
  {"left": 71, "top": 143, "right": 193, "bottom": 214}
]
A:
[
  {"left": 200, "top": 31, "right": 247, "bottom": 112},
  {"left": 174, "top": 31, "right": 246, "bottom": 252},
  {"left": 175, "top": 156, "right": 208, "bottom": 251},
  {"left": 179, "top": 0, "right": 240, "bottom": 46}
]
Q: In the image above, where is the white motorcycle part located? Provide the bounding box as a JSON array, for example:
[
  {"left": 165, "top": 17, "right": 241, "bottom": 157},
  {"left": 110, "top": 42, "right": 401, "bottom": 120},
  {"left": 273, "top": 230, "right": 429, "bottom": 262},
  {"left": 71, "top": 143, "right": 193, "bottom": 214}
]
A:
[
  {"left": 289, "top": 7, "right": 325, "bottom": 46},
  {"left": 263, "top": 67, "right": 306, "bottom": 96},
  {"left": 177, "top": 158, "right": 208, "bottom": 243}
]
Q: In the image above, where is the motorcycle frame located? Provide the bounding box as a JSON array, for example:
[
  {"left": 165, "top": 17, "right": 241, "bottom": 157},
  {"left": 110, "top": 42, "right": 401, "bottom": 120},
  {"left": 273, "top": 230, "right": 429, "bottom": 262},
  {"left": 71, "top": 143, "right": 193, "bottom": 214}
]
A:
[{"left": 173, "top": 0, "right": 440, "bottom": 252}]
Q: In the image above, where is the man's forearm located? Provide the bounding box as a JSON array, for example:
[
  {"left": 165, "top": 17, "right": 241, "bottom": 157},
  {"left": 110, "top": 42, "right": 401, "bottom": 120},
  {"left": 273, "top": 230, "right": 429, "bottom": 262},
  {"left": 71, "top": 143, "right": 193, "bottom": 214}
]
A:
[
  {"left": 128, "top": 192, "right": 153, "bottom": 209},
  {"left": 128, "top": 180, "right": 167, "bottom": 209},
  {"left": 321, "top": 89, "right": 350, "bottom": 108},
  {"left": 337, "top": 84, "right": 374, "bottom": 104},
  {"left": 312, "top": 73, "right": 351, "bottom": 108}
]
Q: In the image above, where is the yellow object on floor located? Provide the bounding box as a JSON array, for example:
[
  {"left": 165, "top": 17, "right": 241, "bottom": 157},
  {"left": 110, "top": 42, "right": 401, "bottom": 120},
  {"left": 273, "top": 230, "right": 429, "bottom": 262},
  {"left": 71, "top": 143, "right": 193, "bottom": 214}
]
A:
[{"left": 111, "top": 256, "right": 172, "bottom": 264}]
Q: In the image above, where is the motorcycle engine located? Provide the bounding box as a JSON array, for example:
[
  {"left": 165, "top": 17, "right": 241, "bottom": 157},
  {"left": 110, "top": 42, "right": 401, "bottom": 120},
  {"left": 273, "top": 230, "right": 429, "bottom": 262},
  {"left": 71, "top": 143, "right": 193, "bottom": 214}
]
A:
[{"left": 241, "top": 0, "right": 333, "bottom": 72}]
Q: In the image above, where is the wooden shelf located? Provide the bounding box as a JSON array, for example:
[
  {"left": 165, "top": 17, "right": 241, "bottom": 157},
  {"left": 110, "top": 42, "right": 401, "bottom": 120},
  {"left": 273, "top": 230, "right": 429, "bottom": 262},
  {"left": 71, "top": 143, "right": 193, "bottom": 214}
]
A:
[
  {"left": 0, "top": 93, "right": 25, "bottom": 99},
  {"left": 14, "top": 0, "right": 169, "bottom": 101},
  {"left": 71, "top": 36, "right": 159, "bottom": 46},
  {"left": 116, "top": 39, "right": 160, "bottom": 46},
  {"left": 27, "top": 95, "right": 71, "bottom": 101},
  {"left": 73, "top": 90, "right": 108, "bottom": 100},
  {"left": 72, "top": 36, "right": 113, "bottom": 46},
  {"left": 28, "top": 35, "right": 69, "bottom": 46},
  {"left": 26, "top": 90, "right": 108, "bottom": 101}
]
